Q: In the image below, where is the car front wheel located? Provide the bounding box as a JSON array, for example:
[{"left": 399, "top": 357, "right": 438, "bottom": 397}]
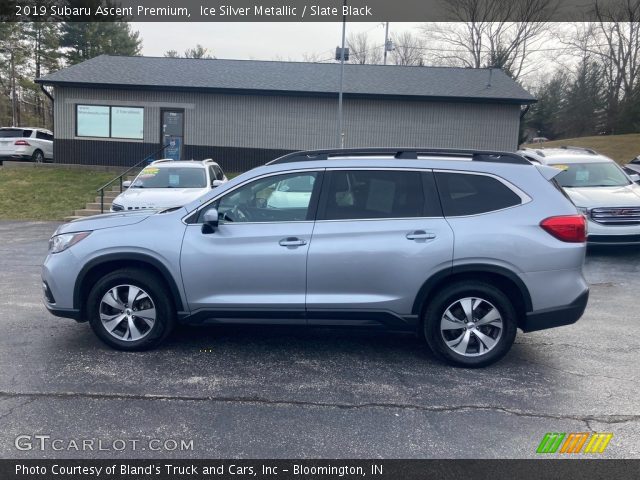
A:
[
  {"left": 423, "top": 281, "right": 517, "bottom": 368},
  {"left": 87, "top": 268, "right": 175, "bottom": 350}
]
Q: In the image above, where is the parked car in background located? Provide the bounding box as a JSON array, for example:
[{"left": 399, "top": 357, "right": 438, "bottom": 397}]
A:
[
  {"left": 110, "top": 159, "right": 227, "bottom": 212},
  {"left": 519, "top": 147, "right": 640, "bottom": 245},
  {"left": 43, "top": 147, "right": 589, "bottom": 368},
  {"left": 0, "top": 127, "right": 53, "bottom": 163},
  {"left": 623, "top": 155, "right": 640, "bottom": 182},
  {"left": 530, "top": 137, "right": 549, "bottom": 144}
]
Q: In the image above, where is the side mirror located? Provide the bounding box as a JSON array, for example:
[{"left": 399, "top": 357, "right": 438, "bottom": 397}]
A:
[
  {"left": 202, "top": 208, "right": 219, "bottom": 234},
  {"left": 630, "top": 173, "right": 640, "bottom": 183},
  {"left": 122, "top": 180, "right": 132, "bottom": 188},
  {"left": 212, "top": 179, "right": 224, "bottom": 188}
]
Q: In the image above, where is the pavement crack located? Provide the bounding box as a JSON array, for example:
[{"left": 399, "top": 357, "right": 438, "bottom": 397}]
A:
[
  {"left": 0, "top": 391, "right": 637, "bottom": 427},
  {"left": 514, "top": 356, "right": 639, "bottom": 385},
  {"left": 0, "top": 397, "right": 36, "bottom": 421}
]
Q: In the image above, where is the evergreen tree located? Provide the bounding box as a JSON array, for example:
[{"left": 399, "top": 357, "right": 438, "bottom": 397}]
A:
[{"left": 60, "top": 22, "right": 142, "bottom": 65}]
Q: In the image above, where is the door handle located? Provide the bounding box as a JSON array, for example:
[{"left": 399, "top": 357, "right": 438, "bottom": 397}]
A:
[
  {"left": 279, "top": 237, "right": 307, "bottom": 247},
  {"left": 406, "top": 230, "right": 436, "bottom": 240}
]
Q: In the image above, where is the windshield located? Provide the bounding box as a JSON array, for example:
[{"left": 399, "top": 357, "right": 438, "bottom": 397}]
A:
[
  {"left": 550, "top": 162, "right": 631, "bottom": 188},
  {"left": 132, "top": 166, "right": 207, "bottom": 188}
]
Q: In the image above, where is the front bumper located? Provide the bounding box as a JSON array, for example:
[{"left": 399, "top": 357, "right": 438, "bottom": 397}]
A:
[
  {"left": 586, "top": 218, "right": 640, "bottom": 245},
  {"left": 521, "top": 289, "right": 589, "bottom": 332}
]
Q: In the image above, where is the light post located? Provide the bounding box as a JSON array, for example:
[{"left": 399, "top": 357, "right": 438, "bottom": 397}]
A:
[{"left": 336, "top": 0, "right": 347, "bottom": 148}]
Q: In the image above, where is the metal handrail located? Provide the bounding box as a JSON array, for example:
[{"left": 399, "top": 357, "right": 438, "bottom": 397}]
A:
[{"left": 97, "top": 144, "right": 170, "bottom": 213}]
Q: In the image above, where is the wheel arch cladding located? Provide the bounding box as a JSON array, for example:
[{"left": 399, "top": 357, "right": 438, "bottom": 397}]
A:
[
  {"left": 74, "top": 254, "right": 184, "bottom": 318},
  {"left": 412, "top": 264, "right": 532, "bottom": 327}
]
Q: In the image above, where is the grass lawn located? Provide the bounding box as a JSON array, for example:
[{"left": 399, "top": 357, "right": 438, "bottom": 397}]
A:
[
  {"left": 0, "top": 167, "right": 116, "bottom": 221},
  {"left": 524, "top": 133, "right": 640, "bottom": 164}
]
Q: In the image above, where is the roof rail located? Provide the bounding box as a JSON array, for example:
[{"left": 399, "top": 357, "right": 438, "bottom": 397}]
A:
[
  {"left": 559, "top": 146, "right": 597, "bottom": 154},
  {"left": 151, "top": 158, "right": 174, "bottom": 164},
  {"left": 267, "top": 148, "right": 530, "bottom": 165},
  {"left": 201, "top": 158, "right": 216, "bottom": 164}
]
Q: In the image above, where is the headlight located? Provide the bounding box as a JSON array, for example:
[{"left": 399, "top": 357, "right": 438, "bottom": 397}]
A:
[
  {"left": 48, "top": 231, "right": 91, "bottom": 254},
  {"left": 111, "top": 203, "right": 124, "bottom": 212}
]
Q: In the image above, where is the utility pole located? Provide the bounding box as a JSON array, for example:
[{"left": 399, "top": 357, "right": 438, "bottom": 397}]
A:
[
  {"left": 336, "top": 0, "right": 347, "bottom": 148},
  {"left": 10, "top": 49, "right": 17, "bottom": 127},
  {"left": 383, "top": 22, "right": 390, "bottom": 65}
]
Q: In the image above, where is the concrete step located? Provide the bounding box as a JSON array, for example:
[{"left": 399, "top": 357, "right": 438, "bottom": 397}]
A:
[
  {"left": 97, "top": 192, "right": 120, "bottom": 201},
  {"left": 63, "top": 216, "right": 84, "bottom": 222},
  {"left": 74, "top": 209, "right": 102, "bottom": 217},
  {"left": 86, "top": 202, "right": 112, "bottom": 211}
]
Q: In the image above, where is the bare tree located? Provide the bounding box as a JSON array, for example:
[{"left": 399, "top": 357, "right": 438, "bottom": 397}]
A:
[
  {"left": 390, "top": 31, "right": 426, "bottom": 66},
  {"left": 421, "top": 0, "right": 555, "bottom": 78},
  {"left": 559, "top": 1, "right": 640, "bottom": 132},
  {"left": 347, "top": 31, "right": 383, "bottom": 64},
  {"left": 184, "top": 44, "right": 214, "bottom": 59},
  {"left": 164, "top": 50, "right": 179, "bottom": 58}
]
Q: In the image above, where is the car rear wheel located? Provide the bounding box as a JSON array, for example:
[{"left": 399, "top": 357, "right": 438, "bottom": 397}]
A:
[
  {"left": 87, "top": 268, "right": 176, "bottom": 350},
  {"left": 32, "top": 150, "right": 44, "bottom": 163},
  {"left": 423, "top": 281, "right": 517, "bottom": 368}
]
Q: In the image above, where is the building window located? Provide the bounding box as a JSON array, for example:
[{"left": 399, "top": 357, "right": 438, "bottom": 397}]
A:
[{"left": 76, "top": 105, "right": 144, "bottom": 140}]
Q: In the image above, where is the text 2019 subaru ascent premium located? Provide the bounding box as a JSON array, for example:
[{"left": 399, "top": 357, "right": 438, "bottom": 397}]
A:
[{"left": 42, "top": 148, "right": 589, "bottom": 367}]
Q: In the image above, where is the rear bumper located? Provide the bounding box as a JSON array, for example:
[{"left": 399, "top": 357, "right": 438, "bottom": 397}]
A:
[
  {"left": 521, "top": 289, "right": 589, "bottom": 332},
  {"left": 0, "top": 154, "right": 31, "bottom": 161}
]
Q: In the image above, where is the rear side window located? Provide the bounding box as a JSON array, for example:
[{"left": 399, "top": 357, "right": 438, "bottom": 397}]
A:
[
  {"left": 36, "top": 131, "right": 53, "bottom": 141},
  {"left": 320, "top": 170, "right": 438, "bottom": 220},
  {"left": 435, "top": 172, "right": 521, "bottom": 216},
  {"left": 213, "top": 164, "right": 224, "bottom": 180}
]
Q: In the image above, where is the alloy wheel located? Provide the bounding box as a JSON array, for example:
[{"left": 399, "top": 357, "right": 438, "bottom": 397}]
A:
[
  {"left": 99, "top": 284, "right": 156, "bottom": 342},
  {"left": 439, "top": 297, "right": 503, "bottom": 357}
]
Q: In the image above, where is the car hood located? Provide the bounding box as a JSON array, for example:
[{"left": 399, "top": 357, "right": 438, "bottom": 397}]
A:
[
  {"left": 566, "top": 184, "right": 640, "bottom": 208},
  {"left": 114, "top": 188, "right": 209, "bottom": 208},
  {"left": 55, "top": 210, "right": 156, "bottom": 235}
]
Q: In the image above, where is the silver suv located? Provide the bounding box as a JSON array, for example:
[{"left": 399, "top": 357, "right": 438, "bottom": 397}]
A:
[{"left": 42, "top": 148, "right": 589, "bottom": 367}]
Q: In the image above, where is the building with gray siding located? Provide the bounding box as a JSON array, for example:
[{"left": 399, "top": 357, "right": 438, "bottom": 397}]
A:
[{"left": 37, "top": 55, "right": 535, "bottom": 171}]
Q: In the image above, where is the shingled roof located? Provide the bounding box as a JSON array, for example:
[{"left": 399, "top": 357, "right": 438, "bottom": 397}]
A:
[{"left": 37, "top": 55, "right": 535, "bottom": 104}]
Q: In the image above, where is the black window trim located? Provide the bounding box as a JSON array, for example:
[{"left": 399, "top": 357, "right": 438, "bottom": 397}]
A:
[
  {"left": 316, "top": 167, "right": 443, "bottom": 222},
  {"left": 75, "top": 104, "right": 144, "bottom": 140},
  {"left": 433, "top": 169, "right": 531, "bottom": 218}
]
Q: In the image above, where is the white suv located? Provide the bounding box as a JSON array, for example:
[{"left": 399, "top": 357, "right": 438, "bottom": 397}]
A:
[
  {"left": 0, "top": 127, "right": 54, "bottom": 163},
  {"left": 111, "top": 159, "right": 228, "bottom": 212},
  {"left": 519, "top": 147, "right": 640, "bottom": 245}
]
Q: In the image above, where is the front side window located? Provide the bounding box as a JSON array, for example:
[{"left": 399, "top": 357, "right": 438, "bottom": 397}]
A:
[
  {"left": 320, "top": 170, "right": 426, "bottom": 220},
  {"left": 550, "top": 162, "right": 631, "bottom": 188},
  {"left": 203, "top": 172, "right": 319, "bottom": 223},
  {"left": 435, "top": 172, "right": 522, "bottom": 216},
  {"left": 132, "top": 167, "right": 207, "bottom": 189}
]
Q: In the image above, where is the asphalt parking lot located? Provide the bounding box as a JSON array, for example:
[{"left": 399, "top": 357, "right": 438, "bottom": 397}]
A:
[{"left": 0, "top": 220, "right": 638, "bottom": 459}]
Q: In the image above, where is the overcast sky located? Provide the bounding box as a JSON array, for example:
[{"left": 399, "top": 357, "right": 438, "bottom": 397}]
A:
[{"left": 133, "top": 22, "right": 422, "bottom": 61}]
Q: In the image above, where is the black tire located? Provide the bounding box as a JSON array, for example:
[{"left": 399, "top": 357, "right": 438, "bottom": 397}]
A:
[
  {"left": 423, "top": 281, "right": 517, "bottom": 368},
  {"left": 87, "top": 268, "right": 176, "bottom": 350},
  {"left": 32, "top": 150, "right": 44, "bottom": 163}
]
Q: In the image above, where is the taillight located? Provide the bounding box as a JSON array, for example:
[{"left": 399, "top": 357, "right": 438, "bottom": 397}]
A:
[
  {"left": 540, "top": 215, "right": 587, "bottom": 243},
  {"left": 14, "top": 140, "right": 30, "bottom": 146}
]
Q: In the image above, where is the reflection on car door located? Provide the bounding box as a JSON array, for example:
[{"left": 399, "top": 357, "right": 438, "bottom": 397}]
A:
[
  {"left": 180, "top": 170, "right": 323, "bottom": 323},
  {"left": 306, "top": 169, "right": 454, "bottom": 327}
]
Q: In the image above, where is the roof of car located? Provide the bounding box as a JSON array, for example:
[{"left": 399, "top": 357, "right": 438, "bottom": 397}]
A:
[
  {"left": 0, "top": 126, "right": 51, "bottom": 132},
  {"left": 149, "top": 159, "right": 218, "bottom": 168},
  {"left": 36, "top": 55, "right": 536, "bottom": 104},
  {"left": 518, "top": 148, "right": 615, "bottom": 164}
]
